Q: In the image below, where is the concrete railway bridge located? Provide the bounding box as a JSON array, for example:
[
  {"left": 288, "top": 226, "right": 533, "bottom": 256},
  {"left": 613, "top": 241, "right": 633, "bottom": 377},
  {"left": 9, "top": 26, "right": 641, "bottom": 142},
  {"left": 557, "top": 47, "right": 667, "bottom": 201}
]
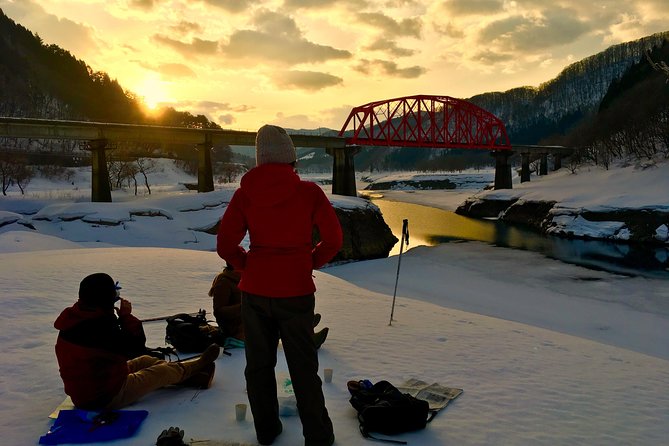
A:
[{"left": 0, "top": 95, "right": 572, "bottom": 201}]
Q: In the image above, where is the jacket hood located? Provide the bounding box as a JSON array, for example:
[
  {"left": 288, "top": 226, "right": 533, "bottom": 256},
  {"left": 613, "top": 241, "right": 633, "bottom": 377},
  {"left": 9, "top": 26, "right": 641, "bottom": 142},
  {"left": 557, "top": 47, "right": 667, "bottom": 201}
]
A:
[
  {"left": 239, "top": 163, "right": 300, "bottom": 207},
  {"left": 54, "top": 302, "right": 110, "bottom": 331}
]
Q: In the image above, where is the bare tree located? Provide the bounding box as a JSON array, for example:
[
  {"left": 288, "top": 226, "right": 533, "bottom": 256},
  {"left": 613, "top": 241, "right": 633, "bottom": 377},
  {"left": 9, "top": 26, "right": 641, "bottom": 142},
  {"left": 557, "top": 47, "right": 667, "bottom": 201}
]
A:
[
  {"left": 0, "top": 156, "right": 33, "bottom": 195},
  {"left": 0, "top": 160, "right": 14, "bottom": 195},
  {"left": 135, "top": 158, "right": 156, "bottom": 195},
  {"left": 14, "top": 164, "right": 34, "bottom": 194}
]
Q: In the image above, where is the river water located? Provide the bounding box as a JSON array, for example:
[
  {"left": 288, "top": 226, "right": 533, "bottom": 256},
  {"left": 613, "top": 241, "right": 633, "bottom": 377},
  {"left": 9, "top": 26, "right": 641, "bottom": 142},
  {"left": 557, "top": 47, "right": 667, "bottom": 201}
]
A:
[{"left": 373, "top": 198, "right": 669, "bottom": 279}]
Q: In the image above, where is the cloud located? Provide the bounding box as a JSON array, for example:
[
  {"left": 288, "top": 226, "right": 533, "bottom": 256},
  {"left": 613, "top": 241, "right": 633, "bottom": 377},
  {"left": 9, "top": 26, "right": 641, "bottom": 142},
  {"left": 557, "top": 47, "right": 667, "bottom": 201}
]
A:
[
  {"left": 170, "top": 100, "right": 255, "bottom": 125},
  {"left": 283, "top": 0, "right": 366, "bottom": 9},
  {"left": 273, "top": 70, "right": 344, "bottom": 91},
  {"left": 357, "top": 12, "right": 422, "bottom": 38},
  {"left": 471, "top": 50, "right": 515, "bottom": 64},
  {"left": 127, "top": 0, "right": 156, "bottom": 10},
  {"left": 433, "top": 21, "right": 465, "bottom": 38},
  {"left": 199, "top": 0, "right": 253, "bottom": 13},
  {"left": 218, "top": 114, "right": 235, "bottom": 125},
  {"left": 479, "top": 7, "right": 590, "bottom": 52},
  {"left": 271, "top": 112, "right": 324, "bottom": 130},
  {"left": 365, "top": 38, "right": 415, "bottom": 57},
  {"left": 152, "top": 35, "right": 219, "bottom": 57},
  {"left": 168, "top": 21, "right": 203, "bottom": 36},
  {"left": 220, "top": 10, "right": 351, "bottom": 65},
  {"left": 154, "top": 63, "right": 197, "bottom": 79},
  {"left": 440, "top": 0, "right": 504, "bottom": 16},
  {"left": 135, "top": 60, "right": 195, "bottom": 78},
  {"left": 354, "top": 59, "right": 426, "bottom": 78},
  {"left": 0, "top": 0, "right": 99, "bottom": 59},
  {"left": 195, "top": 101, "right": 253, "bottom": 113}
]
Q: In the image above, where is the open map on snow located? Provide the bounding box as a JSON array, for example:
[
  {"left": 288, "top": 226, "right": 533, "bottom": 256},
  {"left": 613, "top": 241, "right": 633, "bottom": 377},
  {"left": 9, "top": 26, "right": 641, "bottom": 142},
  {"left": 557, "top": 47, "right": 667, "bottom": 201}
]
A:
[{"left": 397, "top": 378, "right": 463, "bottom": 411}]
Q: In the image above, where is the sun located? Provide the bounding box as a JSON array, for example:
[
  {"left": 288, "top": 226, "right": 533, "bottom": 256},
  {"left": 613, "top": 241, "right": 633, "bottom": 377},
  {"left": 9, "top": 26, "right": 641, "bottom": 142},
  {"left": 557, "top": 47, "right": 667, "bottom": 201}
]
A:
[{"left": 133, "top": 74, "right": 170, "bottom": 112}]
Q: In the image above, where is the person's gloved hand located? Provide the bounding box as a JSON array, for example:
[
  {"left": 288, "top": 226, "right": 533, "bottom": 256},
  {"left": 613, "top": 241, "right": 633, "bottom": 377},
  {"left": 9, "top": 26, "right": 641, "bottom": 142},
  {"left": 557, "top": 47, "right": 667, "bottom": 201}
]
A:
[{"left": 156, "top": 426, "right": 185, "bottom": 446}]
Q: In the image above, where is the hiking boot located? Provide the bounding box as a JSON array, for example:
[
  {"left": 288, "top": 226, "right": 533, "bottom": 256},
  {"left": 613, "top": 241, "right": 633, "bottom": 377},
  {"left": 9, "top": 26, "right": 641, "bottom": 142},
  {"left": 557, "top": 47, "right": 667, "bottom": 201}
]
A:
[
  {"left": 257, "top": 420, "right": 283, "bottom": 445},
  {"left": 313, "top": 327, "right": 329, "bottom": 349},
  {"left": 178, "top": 344, "right": 220, "bottom": 379},
  {"left": 179, "top": 363, "right": 215, "bottom": 389}
]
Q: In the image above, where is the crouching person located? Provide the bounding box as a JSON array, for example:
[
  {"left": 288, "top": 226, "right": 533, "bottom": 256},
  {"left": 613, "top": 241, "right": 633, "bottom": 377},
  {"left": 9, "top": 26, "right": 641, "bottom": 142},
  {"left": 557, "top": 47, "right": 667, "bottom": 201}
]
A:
[
  {"left": 54, "top": 272, "right": 220, "bottom": 410},
  {"left": 209, "top": 263, "right": 330, "bottom": 349}
]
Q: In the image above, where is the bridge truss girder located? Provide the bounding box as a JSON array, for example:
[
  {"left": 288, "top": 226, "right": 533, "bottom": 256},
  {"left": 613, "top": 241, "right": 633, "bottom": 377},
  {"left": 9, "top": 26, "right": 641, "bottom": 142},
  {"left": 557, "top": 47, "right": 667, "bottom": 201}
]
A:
[{"left": 339, "top": 94, "right": 512, "bottom": 150}]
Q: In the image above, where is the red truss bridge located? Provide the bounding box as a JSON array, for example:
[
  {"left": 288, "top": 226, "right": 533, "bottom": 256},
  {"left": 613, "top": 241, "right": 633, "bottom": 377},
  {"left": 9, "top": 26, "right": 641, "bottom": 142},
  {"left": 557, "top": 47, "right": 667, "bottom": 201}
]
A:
[{"left": 338, "top": 94, "right": 512, "bottom": 151}]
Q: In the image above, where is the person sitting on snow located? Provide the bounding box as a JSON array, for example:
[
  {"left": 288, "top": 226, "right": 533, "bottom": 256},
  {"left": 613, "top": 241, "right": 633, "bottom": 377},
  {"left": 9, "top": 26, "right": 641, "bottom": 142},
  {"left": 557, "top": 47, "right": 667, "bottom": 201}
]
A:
[
  {"left": 209, "top": 263, "right": 330, "bottom": 349},
  {"left": 54, "top": 272, "right": 220, "bottom": 410}
]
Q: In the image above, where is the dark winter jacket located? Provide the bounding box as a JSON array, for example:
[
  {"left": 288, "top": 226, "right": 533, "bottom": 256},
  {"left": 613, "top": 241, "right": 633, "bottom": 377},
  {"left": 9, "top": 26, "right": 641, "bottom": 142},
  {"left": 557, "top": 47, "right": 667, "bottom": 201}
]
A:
[
  {"left": 217, "top": 163, "right": 343, "bottom": 297},
  {"left": 209, "top": 268, "right": 244, "bottom": 340},
  {"left": 54, "top": 302, "right": 146, "bottom": 409}
]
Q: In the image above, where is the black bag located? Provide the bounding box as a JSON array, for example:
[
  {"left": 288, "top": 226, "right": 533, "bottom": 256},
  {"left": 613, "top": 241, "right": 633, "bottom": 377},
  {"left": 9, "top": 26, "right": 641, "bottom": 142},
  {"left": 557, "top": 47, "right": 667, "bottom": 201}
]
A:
[
  {"left": 349, "top": 380, "right": 436, "bottom": 444},
  {"left": 165, "top": 310, "right": 225, "bottom": 353}
]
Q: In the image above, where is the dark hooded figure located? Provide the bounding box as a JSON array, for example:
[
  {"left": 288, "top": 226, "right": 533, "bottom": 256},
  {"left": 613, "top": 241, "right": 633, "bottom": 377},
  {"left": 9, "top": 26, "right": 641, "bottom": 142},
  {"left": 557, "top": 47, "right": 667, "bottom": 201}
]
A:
[{"left": 54, "top": 272, "right": 219, "bottom": 410}]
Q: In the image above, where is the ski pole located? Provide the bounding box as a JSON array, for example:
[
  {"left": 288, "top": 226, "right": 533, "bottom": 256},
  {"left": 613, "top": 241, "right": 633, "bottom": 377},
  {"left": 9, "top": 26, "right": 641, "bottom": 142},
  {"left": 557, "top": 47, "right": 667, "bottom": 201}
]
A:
[
  {"left": 389, "top": 219, "right": 409, "bottom": 326},
  {"left": 140, "top": 309, "right": 206, "bottom": 323}
]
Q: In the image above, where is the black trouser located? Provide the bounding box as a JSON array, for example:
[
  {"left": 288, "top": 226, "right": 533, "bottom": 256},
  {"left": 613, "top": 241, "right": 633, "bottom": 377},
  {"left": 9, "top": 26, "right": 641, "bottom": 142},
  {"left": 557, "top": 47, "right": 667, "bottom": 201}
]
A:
[{"left": 242, "top": 292, "right": 333, "bottom": 444}]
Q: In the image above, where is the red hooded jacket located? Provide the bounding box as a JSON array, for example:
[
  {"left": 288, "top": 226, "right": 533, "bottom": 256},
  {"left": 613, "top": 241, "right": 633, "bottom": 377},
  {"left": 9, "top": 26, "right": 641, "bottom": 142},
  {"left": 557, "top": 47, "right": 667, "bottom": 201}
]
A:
[
  {"left": 54, "top": 302, "right": 146, "bottom": 409},
  {"left": 217, "top": 163, "right": 343, "bottom": 297}
]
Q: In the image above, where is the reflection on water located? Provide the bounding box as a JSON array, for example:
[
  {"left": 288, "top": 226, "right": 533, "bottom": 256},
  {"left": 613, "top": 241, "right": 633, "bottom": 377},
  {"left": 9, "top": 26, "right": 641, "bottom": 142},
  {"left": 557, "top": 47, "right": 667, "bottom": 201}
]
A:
[{"left": 375, "top": 199, "right": 669, "bottom": 279}]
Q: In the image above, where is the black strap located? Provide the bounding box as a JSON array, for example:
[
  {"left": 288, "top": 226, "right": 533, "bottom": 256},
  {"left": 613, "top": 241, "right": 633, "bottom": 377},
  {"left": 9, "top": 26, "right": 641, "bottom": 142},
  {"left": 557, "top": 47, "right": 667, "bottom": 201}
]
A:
[
  {"left": 359, "top": 424, "right": 408, "bottom": 444},
  {"left": 427, "top": 409, "right": 438, "bottom": 423}
]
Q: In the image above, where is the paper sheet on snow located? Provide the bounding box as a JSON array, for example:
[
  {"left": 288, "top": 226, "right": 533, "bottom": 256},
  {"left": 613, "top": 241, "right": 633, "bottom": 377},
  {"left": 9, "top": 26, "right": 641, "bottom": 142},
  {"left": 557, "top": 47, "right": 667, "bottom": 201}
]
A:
[{"left": 397, "top": 378, "right": 463, "bottom": 411}]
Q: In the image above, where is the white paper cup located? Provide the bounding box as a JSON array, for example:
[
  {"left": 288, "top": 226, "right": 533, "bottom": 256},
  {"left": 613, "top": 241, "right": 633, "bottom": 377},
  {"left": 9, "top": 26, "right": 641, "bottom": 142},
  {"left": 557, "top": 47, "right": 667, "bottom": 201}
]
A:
[
  {"left": 235, "top": 403, "right": 247, "bottom": 422},
  {"left": 323, "top": 368, "right": 333, "bottom": 383}
]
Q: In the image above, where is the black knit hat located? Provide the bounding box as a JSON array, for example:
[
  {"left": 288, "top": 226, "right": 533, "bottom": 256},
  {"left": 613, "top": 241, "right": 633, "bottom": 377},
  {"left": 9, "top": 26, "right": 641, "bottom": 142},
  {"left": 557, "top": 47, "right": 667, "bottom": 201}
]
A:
[{"left": 78, "top": 273, "right": 120, "bottom": 308}]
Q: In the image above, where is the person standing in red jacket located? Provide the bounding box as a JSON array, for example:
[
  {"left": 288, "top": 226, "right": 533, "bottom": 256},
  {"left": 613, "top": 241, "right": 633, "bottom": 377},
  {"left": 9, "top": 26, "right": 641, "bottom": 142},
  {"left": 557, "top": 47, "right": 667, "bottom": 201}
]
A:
[
  {"left": 54, "top": 272, "right": 220, "bottom": 410},
  {"left": 217, "top": 124, "right": 343, "bottom": 446}
]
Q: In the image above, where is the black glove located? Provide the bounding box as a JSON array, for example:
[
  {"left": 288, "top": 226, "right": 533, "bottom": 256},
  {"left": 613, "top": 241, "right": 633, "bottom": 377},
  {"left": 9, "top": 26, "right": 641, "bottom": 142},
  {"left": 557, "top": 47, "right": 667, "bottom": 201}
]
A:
[{"left": 156, "top": 426, "right": 186, "bottom": 446}]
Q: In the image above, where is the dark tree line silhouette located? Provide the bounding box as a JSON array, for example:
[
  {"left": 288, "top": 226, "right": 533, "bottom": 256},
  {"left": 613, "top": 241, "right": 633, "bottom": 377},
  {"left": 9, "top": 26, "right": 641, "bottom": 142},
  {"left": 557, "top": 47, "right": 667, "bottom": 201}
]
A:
[{"left": 0, "top": 8, "right": 237, "bottom": 195}]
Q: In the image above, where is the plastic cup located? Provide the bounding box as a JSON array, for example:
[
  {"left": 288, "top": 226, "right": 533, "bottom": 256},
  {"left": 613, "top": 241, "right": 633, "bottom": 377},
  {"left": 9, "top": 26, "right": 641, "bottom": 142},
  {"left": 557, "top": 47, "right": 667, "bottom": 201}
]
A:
[
  {"left": 323, "top": 368, "right": 333, "bottom": 383},
  {"left": 235, "top": 403, "right": 247, "bottom": 422}
]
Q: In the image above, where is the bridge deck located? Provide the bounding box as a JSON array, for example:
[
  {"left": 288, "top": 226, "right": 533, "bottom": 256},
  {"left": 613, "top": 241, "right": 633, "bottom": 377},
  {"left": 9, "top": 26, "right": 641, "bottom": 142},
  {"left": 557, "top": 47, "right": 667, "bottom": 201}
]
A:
[{"left": 0, "top": 117, "right": 346, "bottom": 149}]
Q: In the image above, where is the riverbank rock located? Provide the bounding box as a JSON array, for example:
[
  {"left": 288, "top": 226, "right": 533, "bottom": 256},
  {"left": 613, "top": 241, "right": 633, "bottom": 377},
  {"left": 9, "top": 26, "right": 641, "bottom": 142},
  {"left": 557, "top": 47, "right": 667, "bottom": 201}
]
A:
[
  {"left": 456, "top": 197, "right": 669, "bottom": 245},
  {"left": 324, "top": 204, "right": 398, "bottom": 262}
]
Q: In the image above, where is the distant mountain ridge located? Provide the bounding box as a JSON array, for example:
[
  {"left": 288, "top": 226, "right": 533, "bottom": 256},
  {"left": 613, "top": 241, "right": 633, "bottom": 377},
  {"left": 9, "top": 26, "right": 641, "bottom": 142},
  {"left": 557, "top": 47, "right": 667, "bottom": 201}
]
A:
[{"left": 468, "top": 31, "right": 669, "bottom": 144}]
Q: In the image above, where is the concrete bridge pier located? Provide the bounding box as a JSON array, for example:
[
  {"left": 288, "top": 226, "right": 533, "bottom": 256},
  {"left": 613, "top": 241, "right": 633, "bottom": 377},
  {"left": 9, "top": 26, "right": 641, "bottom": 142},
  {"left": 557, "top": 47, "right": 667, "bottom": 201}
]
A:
[
  {"left": 197, "top": 136, "right": 215, "bottom": 193},
  {"left": 540, "top": 153, "right": 548, "bottom": 176},
  {"left": 85, "top": 139, "right": 112, "bottom": 202},
  {"left": 327, "top": 146, "right": 360, "bottom": 196},
  {"left": 491, "top": 150, "right": 513, "bottom": 189},
  {"left": 520, "top": 152, "right": 531, "bottom": 183}
]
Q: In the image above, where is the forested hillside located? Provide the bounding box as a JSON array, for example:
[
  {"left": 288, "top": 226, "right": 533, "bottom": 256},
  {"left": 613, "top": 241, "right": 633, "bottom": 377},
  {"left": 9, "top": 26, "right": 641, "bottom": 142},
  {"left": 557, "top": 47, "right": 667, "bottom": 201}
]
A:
[
  {"left": 469, "top": 31, "right": 669, "bottom": 144},
  {"left": 0, "top": 8, "right": 217, "bottom": 129}
]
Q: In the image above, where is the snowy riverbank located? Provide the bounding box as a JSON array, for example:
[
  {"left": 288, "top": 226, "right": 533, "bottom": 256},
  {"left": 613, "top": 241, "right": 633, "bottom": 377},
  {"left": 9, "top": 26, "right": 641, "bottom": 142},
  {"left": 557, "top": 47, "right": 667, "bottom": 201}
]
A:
[{"left": 0, "top": 160, "right": 668, "bottom": 445}]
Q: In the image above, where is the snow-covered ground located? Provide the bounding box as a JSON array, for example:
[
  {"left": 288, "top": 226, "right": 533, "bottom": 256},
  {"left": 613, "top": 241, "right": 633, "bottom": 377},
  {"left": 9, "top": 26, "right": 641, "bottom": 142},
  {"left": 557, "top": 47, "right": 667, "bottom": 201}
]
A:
[{"left": 1, "top": 159, "right": 668, "bottom": 445}]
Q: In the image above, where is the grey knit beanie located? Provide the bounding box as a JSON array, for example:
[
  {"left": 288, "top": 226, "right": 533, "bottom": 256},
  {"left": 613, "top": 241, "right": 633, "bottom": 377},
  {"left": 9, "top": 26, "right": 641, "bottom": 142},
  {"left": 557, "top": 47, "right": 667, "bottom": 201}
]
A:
[{"left": 255, "top": 124, "right": 296, "bottom": 166}]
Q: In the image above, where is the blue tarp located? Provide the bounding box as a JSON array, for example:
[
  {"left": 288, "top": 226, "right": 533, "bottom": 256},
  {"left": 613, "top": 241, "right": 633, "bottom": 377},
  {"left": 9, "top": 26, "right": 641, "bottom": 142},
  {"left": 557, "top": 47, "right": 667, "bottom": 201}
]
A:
[{"left": 39, "top": 409, "right": 148, "bottom": 445}]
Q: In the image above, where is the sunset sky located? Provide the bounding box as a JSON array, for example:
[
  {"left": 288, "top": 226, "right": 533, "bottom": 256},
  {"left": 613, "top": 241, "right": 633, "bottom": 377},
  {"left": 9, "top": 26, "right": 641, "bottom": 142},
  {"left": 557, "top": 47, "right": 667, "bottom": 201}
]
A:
[{"left": 1, "top": 0, "right": 668, "bottom": 131}]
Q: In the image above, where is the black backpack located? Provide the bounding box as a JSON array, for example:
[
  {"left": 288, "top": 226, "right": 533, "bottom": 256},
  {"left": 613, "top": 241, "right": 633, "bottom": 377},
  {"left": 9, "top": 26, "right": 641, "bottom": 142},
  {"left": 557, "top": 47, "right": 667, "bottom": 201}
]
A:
[
  {"left": 348, "top": 380, "right": 436, "bottom": 444},
  {"left": 165, "top": 310, "right": 225, "bottom": 353}
]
